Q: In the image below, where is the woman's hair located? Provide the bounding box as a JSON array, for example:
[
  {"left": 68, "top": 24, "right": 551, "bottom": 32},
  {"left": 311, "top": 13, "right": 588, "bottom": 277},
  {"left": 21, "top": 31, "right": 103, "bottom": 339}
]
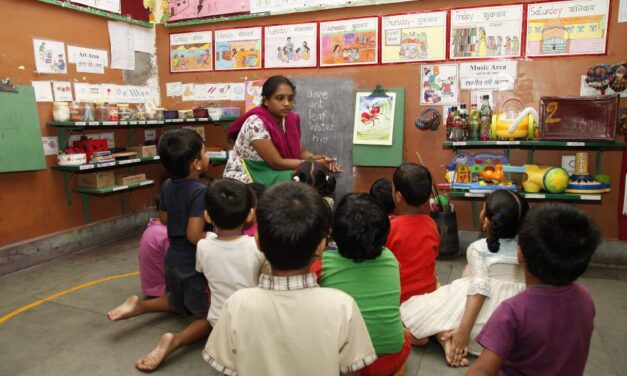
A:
[
  {"left": 293, "top": 160, "right": 336, "bottom": 198},
  {"left": 333, "top": 193, "right": 390, "bottom": 263},
  {"left": 261, "top": 75, "right": 295, "bottom": 106},
  {"left": 484, "top": 190, "right": 529, "bottom": 253}
]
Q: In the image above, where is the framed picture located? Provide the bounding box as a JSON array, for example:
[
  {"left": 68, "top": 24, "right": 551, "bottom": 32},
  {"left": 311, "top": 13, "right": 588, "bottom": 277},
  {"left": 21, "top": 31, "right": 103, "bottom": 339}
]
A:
[
  {"left": 33, "top": 39, "right": 68, "bottom": 74},
  {"left": 526, "top": 0, "right": 609, "bottom": 57},
  {"left": 319, "top": 17, "right": 379, "bottom": 67},
  {"left": 214, "top": 27, "right": 263, "bottom": 71},
  {"left": 381, "top": 11, "right": 447, "bottom": 64},
  {"left": 420, "top": 64, "right": 459, "bottom": 105},
  {"left": 169, "top": 31, "right": 213, "bottom": 73},
  {"left": 264, "top": 22, "right": 318, "bottom": 68},
  {"left": 168, "top": 0, "right": 250, "bottom": 22},
  {"left": 449, "top": 4, "right": 524, "bottom": 60},
  {"left": 353, "top": 92, "right": 397, "bottom": 145}
]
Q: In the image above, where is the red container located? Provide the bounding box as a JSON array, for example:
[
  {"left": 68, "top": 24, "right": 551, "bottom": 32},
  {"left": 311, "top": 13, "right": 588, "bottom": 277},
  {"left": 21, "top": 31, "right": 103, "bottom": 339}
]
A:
[
  {"left": 72, "top": 139, "right": 109, "bottom": 161},
  {"left": 193, "top": 108, "right": 209, "bottom": 118}
]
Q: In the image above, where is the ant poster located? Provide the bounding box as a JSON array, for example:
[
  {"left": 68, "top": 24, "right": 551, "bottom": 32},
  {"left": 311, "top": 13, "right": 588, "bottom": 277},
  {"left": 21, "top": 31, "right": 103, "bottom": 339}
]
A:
[
  {"left": 319, "top": 17, "right": 378, "bottom": 67},
  {"left": 353, "top": 92, "right": 396, "bottom": 145},
  {"left": 169, "top": 31, "right": 213, "bottom": 73},
  {"left": 264, "top": 22, "right": 317, "bottom": 68},
  {"left": 420, "top": 64, "right": 459, "bottom": 105},
  {"left": 214, "top": 27, "right": 263, "bottom": 71}
]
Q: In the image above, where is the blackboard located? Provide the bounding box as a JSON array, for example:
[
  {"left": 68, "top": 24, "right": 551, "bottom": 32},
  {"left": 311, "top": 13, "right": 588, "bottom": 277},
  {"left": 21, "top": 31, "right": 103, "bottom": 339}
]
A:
[
  {"left": 0, "top": 86, "right": 46, "bottom": 173},
  {"left": 292, "top": 77, "right": 354, "bottom": 201}
]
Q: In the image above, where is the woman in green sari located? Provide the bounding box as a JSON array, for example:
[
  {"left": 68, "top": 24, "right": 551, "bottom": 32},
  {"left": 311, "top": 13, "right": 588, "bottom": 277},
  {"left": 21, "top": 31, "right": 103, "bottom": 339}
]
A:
[{"left": 223, "top": 76, "right": 341, "bottom": 185}]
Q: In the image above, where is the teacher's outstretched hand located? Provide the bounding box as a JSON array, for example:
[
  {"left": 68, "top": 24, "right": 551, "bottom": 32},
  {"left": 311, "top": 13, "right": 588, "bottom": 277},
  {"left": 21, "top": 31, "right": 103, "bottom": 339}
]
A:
[{"left": 223, "top": 75, "right": 341, "bottom": 185}]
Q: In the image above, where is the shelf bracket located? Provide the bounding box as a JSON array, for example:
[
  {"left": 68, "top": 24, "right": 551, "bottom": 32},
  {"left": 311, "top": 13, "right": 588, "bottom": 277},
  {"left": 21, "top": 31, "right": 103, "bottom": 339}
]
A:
[
  {"left": 80, "top": 194, "right": 92, "bottom": 224},
  {"left": 62, "top": 172, "right": 72, "bottom": 205},
  {"left": 595, "top": 150, "right": 603, "bottom": 176},
  {"left": 471, "top": 201, "right": 480, "bottom": 230}
]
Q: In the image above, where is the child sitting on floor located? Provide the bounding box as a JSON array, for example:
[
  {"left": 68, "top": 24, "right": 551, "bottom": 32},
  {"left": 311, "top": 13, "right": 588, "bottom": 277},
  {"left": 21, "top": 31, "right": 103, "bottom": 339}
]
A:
[
  {"left": 202, "top": 182, "right": 376, "bottom": 376},
  {"left": 243, "top": 182, "right": 266, "bottom": 237},
  {"left": 293, "top": 160, "right": 336, "bottom": 208},
  {"left": 107, "top": 129, "right": 211, "bottom": 372},
  {"left": 314, "top": 193, "right": 410, "bottom": 376},
  {"left": 369, "top": 177, "right": 395, "bottom": 217},
  {"left": 196, "top": 178, "right": 266, "bottom": 328},
  {"left": 468, "top": 203, "right": 600, "bottom": 376},
  {"left": 385, "top": 162, "right": 439, "bottom": 303},
  {"left": 138, "top": 198, "right": 169, "bottom": 298},
  {"left": 401, "top": 190, "right": 529, "bottom": 367}
]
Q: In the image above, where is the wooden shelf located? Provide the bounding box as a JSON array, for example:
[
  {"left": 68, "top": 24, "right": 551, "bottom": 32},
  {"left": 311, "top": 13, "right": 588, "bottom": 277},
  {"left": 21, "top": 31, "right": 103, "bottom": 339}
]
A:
[
  {"left": 46, "top": 117, "right": 237, "bottom": 130},
  {"left": 443, "top": 140, "right": 625, "bottom": 149},
  {"left": 73, "top": 180, "right": 155, "bottom": 195},
  {"left": 450, "top": 190, "right": 602, "bottom": 201},
  {"left": 52, "top": 156, "right": 161, "bottom": 172}
]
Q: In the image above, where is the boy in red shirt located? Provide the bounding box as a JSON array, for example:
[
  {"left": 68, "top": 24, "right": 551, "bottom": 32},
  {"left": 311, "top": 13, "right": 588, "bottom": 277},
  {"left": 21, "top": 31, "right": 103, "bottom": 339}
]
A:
[{"left": 386, "top": 163, "right": 439, "bottom": 303}]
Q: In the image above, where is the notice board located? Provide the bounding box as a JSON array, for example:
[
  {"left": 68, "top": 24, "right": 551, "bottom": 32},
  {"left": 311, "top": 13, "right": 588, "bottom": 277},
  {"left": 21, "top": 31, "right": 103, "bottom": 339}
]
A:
[{"left": 0, "top": 86, "right": 46, "bottom": 173}]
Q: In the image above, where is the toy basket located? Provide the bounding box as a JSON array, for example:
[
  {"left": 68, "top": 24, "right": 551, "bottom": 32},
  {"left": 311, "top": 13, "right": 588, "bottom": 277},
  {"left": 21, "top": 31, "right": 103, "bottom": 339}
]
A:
[{"left": 492, "top": 98, "right": 530, "bottom": 140}]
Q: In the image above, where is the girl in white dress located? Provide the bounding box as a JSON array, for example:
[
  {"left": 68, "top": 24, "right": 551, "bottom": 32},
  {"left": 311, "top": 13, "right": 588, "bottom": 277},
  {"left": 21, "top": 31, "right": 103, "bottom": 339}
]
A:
[{"left": 400, "top": 190, "right": 529, "bottom": 367}]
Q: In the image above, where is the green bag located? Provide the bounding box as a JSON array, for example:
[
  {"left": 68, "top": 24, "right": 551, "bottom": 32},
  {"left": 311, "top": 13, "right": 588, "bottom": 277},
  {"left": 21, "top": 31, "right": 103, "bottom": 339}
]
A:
[{"left": 242, "top": 159, "right": 294, "bottom": 186}]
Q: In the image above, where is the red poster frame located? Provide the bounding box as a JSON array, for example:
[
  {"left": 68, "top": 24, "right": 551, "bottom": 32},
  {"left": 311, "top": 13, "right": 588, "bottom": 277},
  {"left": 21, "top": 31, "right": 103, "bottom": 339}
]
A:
[
  {"left": 213, "top": 25, "right": 264, "bottom": 72},
  {"left": 262, "top": 21, "right": 319, "bottom": 70},
  {"left": 168, "top": 31, "right": 214, "bottom": 74},
  {"left": 318, "top": 16, "right": 380, "bottom": 69}
]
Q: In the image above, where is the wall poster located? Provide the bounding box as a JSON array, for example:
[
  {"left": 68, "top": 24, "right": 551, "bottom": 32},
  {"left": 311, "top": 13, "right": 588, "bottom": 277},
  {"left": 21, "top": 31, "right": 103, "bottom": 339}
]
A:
[
  {"left": 450, "top": 4, "right": 524, "bottom": 59},
  {"left": 381, "top": 11, "right": 447, "bottom": 64},
  {"left": 319, "top": 17, "right": 378, "bottom": 67},
  {"left": 215, "top": 27, "right": 263, "bottom": 70},
  {"left": 526, "top": 0, "right": 609, "bottom": 57},
  {"left": 168, "top": 0, "right": 250, "bottom": 21},
  {"left": 33, "top": 39, "right": 68, "bottom": 74},
  {"left": 420, "top": 64, "right": 459, "bottom": 105},
  {"left": 170, "top": 31, "right": 213, "bottom": 73},
  {"left": 264, "top": 22, "right": 317, "bottom": 68},
  {"left": 353, "top": 92, "right": 397, "bottom": 145}
]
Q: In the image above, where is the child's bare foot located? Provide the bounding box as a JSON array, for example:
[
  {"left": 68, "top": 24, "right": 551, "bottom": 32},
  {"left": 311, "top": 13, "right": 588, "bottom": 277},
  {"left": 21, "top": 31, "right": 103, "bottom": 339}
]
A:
[
  {"left": 136, "top": 333, "right": 177, "bottom": 371},
  {"left": 440, "top": 333, "right": 469, "bottom": 367},
  {"left": 107, "top": 295, "right": 141, "bottom": 321},
  {"left": 404, "top": 328, "right": 429, "bottom": 346}
]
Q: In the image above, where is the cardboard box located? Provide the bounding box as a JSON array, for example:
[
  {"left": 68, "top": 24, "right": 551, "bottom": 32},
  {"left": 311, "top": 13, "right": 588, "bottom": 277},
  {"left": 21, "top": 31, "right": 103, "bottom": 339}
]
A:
[
  {"left": 127, "top": 145, "right": 157, "bottom": 158},
  {"left": 115, "top": 173, "right": 147, "bottom": 186},
  {"left": 77, "top": 171, "right": 115, "bottom": 189},
  {"left": 539, "top": 96, "right": 618, "bottom": 141}
]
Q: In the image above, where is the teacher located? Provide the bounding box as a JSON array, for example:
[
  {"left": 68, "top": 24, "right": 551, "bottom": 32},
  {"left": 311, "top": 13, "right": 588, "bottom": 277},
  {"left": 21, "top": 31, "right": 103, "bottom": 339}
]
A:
[{"left": 223, "top": 75, "right": 341, "bottom": 184}]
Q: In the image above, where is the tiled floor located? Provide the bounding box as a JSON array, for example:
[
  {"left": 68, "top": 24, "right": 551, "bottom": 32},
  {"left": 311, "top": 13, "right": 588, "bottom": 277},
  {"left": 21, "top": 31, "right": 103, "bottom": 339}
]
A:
[{"left": 1, "top": 235, "right": 625, "bottom": 375}]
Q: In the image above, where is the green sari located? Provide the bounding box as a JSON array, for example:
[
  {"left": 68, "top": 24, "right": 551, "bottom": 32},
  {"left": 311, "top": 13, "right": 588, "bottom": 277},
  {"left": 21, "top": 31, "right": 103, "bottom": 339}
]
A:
[{"left": 242, "top": 159, "right": 294, "bottom": 186}]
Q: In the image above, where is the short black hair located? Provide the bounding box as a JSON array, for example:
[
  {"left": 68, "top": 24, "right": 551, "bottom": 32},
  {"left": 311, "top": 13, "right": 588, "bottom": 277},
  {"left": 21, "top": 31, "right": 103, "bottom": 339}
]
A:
[
  {"left": 333, "top": 193, "right": 390, "bottom": 262},
  {"left": 248, "top": 182, "right": 267, "bottom": 203},
  {"left": 484, "top": 190, "right": 529, "bottom": 253},
  {"left": 157, "top": 129, "right": 203, "bottom": 179},
  {"left": 261, "top": 75, "right": 295, "bottom": 104},
  {"left": 293, "top": 160, "right": 336, "bottom": 197},
  {"left": 256, "top": 182, "right": 331, "bottom": 271},
  {"left": 519, "top": 203, "right": 601, "bottom": 286},
  {"left": 205, "top": 178, "right": 254, "bottom": 230},
  {"left": 392, "top": 162, "right": 432, "bottom": 207},
  {"left": 369, "top": 178, "right": 395, "bottom": 214}
]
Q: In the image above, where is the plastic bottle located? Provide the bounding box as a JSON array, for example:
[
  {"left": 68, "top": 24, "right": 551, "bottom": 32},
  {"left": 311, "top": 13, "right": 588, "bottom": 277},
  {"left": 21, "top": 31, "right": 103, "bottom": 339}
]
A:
[
  {"left": 445, "top": 107, "right": 456, "bottom": 140},
  {"left": 479, "top": 95, "right": 492, "bottom": 141},
  {"left": 459, "top": 104, "right": 469, "bottom": 141},
  {"left": 469, "top": 109, "right": 480, "bottom": 141}
]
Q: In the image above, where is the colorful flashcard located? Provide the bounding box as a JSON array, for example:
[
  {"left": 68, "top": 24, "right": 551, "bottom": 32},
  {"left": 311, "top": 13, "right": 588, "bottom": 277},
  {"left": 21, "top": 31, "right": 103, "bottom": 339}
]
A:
[
  {"left": 182, "top": 83, "right": 195, "bottom": 101},
  {"left": 33, "top": 39, "right": 67, "bottom": 74},
  {"left": 264, "top": 23, "right": 317, "bottom": 68},
  {"left": 214, "top": 27, "right": 262, "bottom": 71},
  {"left": 420, "top": 64, "right": 459, "bottom": 105},
  {"left": 526, "top": 0, "right": 609, "bottom": 57},
  {"left": 166, "top": 82, "right": 182, "bottom": 97},
  {"left": 32, "top": 81, "right": 54, "bottom": 102},
  {"left": 353, "top": 92, "right": 396, "bottom": 145},
  {"left": 53, "top": 81, "right": 73, "bottom": 102},
  {"left": 245, "top": 79, "right": 265, "bottom": 111},
  {"left": 168, "top": 0, "right": 250, "bottom": 22},
  {"left": 170, "top": 31, "right": 213, "bottom": 73},
  {"left": 450, "top": 4, "right": 524, "bottom": 60},
  {"left": 231, "top": 83, "right": 246, "bottom": 101},
  {"left": 381, "top": 11, "right": 447, "bottom": 64},
  {"left": 319, "top": 17, "right": 379, "bottom": 67}
]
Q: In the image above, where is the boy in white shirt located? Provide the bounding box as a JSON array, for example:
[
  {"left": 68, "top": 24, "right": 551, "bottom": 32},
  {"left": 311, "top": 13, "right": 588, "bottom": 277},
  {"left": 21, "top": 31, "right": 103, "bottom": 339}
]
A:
[
  {"left": 196, "top": 178, "right": 267, "bottom": 327},
  {"left": 203, "top": 182, "right": 376, "bottom": 376}
]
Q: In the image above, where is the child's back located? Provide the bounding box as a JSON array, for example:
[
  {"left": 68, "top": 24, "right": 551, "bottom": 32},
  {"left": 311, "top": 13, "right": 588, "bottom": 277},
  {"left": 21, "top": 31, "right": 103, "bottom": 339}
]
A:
[
  {"left": 385, "top": 163, "right": 439, "bottom": 302},
  {"left": 138, "top": 218, "right": 169, "bottom": 297}
]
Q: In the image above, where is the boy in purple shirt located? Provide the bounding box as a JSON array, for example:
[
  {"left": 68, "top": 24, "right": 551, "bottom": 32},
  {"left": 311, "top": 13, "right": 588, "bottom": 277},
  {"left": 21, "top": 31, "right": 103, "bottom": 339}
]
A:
[{"left": 468, "top": 203, "right": 601, "bottom": 376}]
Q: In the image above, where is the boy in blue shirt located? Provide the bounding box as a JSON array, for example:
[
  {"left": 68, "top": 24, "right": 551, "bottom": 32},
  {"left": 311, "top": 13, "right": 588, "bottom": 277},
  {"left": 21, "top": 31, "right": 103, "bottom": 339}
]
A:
[{"left": 107, "top": 129, "right": 211, "bottom": 371}]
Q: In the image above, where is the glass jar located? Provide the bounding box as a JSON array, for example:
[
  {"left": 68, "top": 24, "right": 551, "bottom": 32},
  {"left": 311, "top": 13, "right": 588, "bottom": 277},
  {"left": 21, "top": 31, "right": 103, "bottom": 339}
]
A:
[
  {"left": 69, "top": 102, "right": 83, "bottom": 122},
  {"left": 52, "top": 102, "right": 70, "bottom": 122},
  {"left": 82, "top": 102, "right": 94, "bottom": 122},
  {"left": 118, "top": 104, "right": 130, "bottom": 121},
  {"left": 94, "top": 102, "right": 108, "bottom": 121},
  {"left": 107, "top": 104, "right": 119, "bottom": 121},
  {"left": 155, "top": 108, "right": 165, "bottom": 120}
]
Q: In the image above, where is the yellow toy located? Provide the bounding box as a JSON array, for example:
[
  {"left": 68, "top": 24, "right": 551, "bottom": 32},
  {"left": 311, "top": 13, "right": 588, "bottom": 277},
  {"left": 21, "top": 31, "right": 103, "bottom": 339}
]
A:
[
  {"left": 522, "top": 164, "right": 570, "bottom": 193},
  {"left": 479, "top": 164, "right": 505, "bottom": 184},
  {"left": 491, "top": 98, "right": 538, "bottom": 140}
]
